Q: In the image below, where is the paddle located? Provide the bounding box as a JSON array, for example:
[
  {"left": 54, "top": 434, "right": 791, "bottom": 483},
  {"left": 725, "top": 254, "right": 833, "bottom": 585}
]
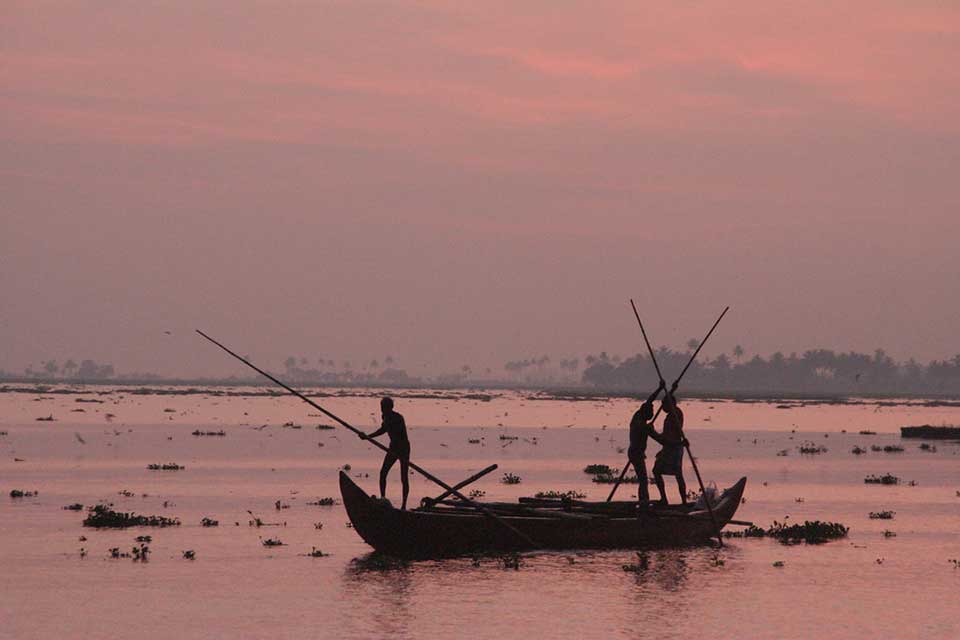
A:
[
  {"left": 195, "top": 330, "right": 538, "bottom": 549},
  {"left": 421, "top": 463, "right": 498, "bottom": 506},
  {"left": 608, "top": 304, "right": 729, "bottom": 547}
]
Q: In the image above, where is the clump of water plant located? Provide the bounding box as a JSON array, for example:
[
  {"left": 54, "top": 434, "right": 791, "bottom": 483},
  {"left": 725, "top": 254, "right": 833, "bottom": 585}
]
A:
[
  {"left": 883, "top": 530, "right": 897, "bottom": 537},
  {"left": 592, "top": 472, "right": 638, "bottom": 484},
  {"left": 499, "top": 435, "right": 518, "bottom": 441},
  {"left": 109, "top": 544, "right": 150, "bottom": 561},
  {"left": 851, "top": 446, "right": 867, "bottom": 455},
  {"left": 859, "top": 430, "right": 876, "bottom": 435},
  {"left": 10, "top": 489, "right": 38, "bottom": 498},
  {"left": 147, "top": 462, "right": 185, "bottom": 471},
  {"left": 83, "top": 504, "right": 180, "bottom": 528},
  {"left": 776, "top": 449, "right": 789, "bottom": 457},
  {"left": 306, "top": 547, "right": 328, "bottom": 557},
  {"left": 261, "top": 537, "right": 285, "bottom": 547},
  {"left": 725, "top": 520, "right": 848, "bottom": 544},
  {"left": 307, "top": 497, "right": 337, "bottom": 506},
  {"left": 533, "top": 489, "right": 586, "bottom": 500},
  {"left": 864, "top": 474, "right": 899, "bottom": 485},
  {"left": 468, "top": 438, "right": 481, "bottom": 444},
  {"left": 501, "top": 473, "right": 522, "bottom": 485},
  {"left": 63, "top": 503, "right": 84, "bottom": 511},
  {"left": 498, "top": 552, "right": 522, "bottom": 570},
  {"left": 201, "top": 517, "right": 219, "bottom": 527},
  {"left": 183, "top": 550, "right": 196, "bottom": 560},
  {"left": 882, "top": 445, "right": 904, "bottom": 453},
  {"left": 583, "top": 464, "right": 613, "bottom": 475},
  {"left": 135, "top": 535, "right": 152, "bottom": 543},
  {"left": 315, "top": 424, "right": 335, "bottom": 430},
  {"left": 869, "top": 510, "right": 895, "bottom": 519},
  {"left": 468, "top": 489, "right": 485, "bottom": 499},
  {"left": 919, "top": 443, "right": 937, "bottom": 452},
  {"left": 192, "top": 429, "right": 226, "bottom": 436},
  {"left": 282, "top": 422, "right": 302, "bottom": 429},
  {"left": 798, "top": 442, "right": 827, "bottom": 454}
]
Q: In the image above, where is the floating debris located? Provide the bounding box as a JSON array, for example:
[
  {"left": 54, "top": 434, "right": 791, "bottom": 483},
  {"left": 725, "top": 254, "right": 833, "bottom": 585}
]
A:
[
  {"left": 864, "top": 474, "right": 900, "bottom": 485},
  {"left": 147, "top": 463, "right": 185, "bottom": 471},
  {"left": 83, "top": 504, "right": 180, "bottom": 528},
  {"left": 501, "top": 473, "right": 522, "bottom": 485},
  {"left": 583, "top": 464, "right": 613, "bottom": 476},
  {"left": 533, "top": 489, "right": 586, "bottom": 500},
  {"left": 10, "top": 489, "right": 38, "bottom": 498},
  {"left": 798, "top": 442, "right": 827, "bottom": 454},
  {"left": 725, "top": 520, "right": 848, "bottom": 544},
  {"left": 869, "top": 511, "right": 895, "bottom": 519},
  {"left": 192, "top": 429, "right": 226, "bottom": 437}
]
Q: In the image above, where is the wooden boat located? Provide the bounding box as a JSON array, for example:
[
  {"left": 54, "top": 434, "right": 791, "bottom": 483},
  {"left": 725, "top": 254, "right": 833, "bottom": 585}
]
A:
[
  {"left": 901, "top": 425, "right": 960, "bottom": 439},
  {"left": 340, "top": 471, "right": 747, "bottom": 558}
]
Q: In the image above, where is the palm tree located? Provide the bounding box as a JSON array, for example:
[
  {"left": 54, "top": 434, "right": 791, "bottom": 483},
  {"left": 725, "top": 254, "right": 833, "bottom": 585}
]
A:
[
  {"left": 44, "top": 360, "right": 59, "bottom": 377},
  {"left": 63, "top": 359, "right": 77, "bottom": 377},
  {"left": 733, "top": 345, "right": 744, "bottom": 364},
  {"left": 686, "top": 338, "right": 700, "bottom": 352}
]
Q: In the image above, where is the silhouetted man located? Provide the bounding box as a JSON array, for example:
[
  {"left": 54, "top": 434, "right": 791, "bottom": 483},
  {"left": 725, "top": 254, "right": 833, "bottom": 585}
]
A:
[
  {"left": 359, "top": 397, "right": 411, "bottom": 510},
  {"left": 650, "top": 387, "right": 687, "bottom": 505},
  {"left": 628, "top": 380, "right": 665, "bottom": 509}
]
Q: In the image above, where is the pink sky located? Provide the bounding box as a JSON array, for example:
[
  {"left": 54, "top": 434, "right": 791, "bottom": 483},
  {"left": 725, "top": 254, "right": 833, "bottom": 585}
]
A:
[{"left": 3, "top": 1, "right": 959, "bottom": 377}]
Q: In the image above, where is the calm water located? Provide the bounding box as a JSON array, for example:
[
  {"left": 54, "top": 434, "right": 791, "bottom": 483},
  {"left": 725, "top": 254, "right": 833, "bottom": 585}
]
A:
[{"left": 1, "top": 385, "right": 958, "bottom": 639}]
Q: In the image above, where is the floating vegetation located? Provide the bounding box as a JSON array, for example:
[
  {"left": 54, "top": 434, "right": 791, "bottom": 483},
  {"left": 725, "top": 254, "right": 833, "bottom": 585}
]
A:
[
  {"left": 315, "top": 424, "right": 335, "bottom": 430},
  {"left": 592, "top": 473, "right": 638, "bottom": 484},
  {"left": 498, "top": 552, "right": 522, "bottom": 570},
  {"left": 110, "top": 544, "right": 150, "bottom": 561},
  {"left": 864, "top": 474, "right": 900, "bottom": 485},
  {"left": 870, "top": 445, "right": 883, "bottom": 452},
  {"left": 533, "top": 489, "right": 586, "bottom": 500},
  {"left": 341, "top": 464, "right": 352, "bottom": 471},
  {"left": 83, "top": 504, "right": 180, "bottom": 528},
  {"left": 117, "top": 490, "right": 135, "bottom": 497},
  {"left": 725, "top": 520, "right": 849, "bottom": 544},
  {"left": 10, "top": 489, "right": 38, "bottom": 498},
  {"left": 282, "top": 422, "right": 302, "bottom": 429},
  {"left": 859, "top": 430, "right": 877, "bottom": 435},
  {"left": 468, "top": 489, "right": 486, "bottom": 499},
  {"left": 247, "top": 510, "right": 284, "bottom": 527},
  {"left": 35, "top": 415, "right": 55, "bottom": 421},
  {"left": 776, "top": 449, "right": 789, "bottom": 457},
  {"left": 499, "top": 435, "right": 518, "bottom": 441},
  {"left": 135, "top": 535, "right": 152, "bottom": 543},
  {"left": 883, "top": 530, "right": 897, "bottom": 538},
  {"left": 201, "top": 517, "right": 219, "bottom": 527},
  {"left": 501, "top": 473, "right": 522, "bottom": 485},
  {"left": 869, "top": 510, "right": 895, "bottom": 519},
  {"left": 306, "top": 547, "right": 328, "bottom": 558},
  {"left": 307, "top": 497, "right": 337, "bottom": 506},
  {"left": 583, "top": 464, "right": 614, "bottom": 475},
  {"left": 183, "top": 550, "right": 196, "bottom": 560},
  {"left": 63, "top": 503, "right": 84, "bottom": 511},
  {"left": 919, "top": 443, "right": 937, "bottom": 452},
  {"left": 468, "top": 438, "right": 481, "bottom": 444},
  {"left": 163, "top": 408, "right": 176, "bottom": 413},
  {"left": 275, "top": 500, "right": 290, "bottom": 510},
  {"left": 798, "top": 442, "right": 827, "bottom": 454},
  {"left": 851, "top": 446, "right": 867, "bottom": 455},
  {"left": 261, "top": 537, "right": 285, "bottom": 547},
  {"left": 192, "top": 429, "right": 226, "bottom": 437},
  {"left": 147, "top": 462, "right": 185, "bottom": 471},
  {"left": 949, "top": 559, "right": 959, "bottom": 569},
  {"left": 882, "top": 445, "right": 904, "bottom": 453}
]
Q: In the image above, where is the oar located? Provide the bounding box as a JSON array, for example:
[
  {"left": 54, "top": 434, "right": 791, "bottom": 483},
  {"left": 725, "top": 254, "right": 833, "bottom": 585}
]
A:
[
  {"left": 421, "top": 464, "right": 498, "bottom": 506},
  {"left": 196, "top": 330, "right": 538, "bottom": 549}
]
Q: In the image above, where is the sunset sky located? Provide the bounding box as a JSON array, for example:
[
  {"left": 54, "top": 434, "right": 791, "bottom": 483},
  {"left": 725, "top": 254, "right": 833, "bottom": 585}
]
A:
[{"left": 3, "top": 1, "right": 959, "bottom": 377}]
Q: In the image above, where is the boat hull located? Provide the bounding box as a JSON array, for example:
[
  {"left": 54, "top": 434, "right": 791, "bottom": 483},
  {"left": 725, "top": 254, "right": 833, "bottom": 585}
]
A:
[{"left": 340, "top": 471, "right": 747, "bottom": 558}]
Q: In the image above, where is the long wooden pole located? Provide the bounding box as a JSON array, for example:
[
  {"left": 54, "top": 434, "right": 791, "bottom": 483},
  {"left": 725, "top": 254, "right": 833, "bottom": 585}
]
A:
[
  {"left": 422, "top": 464, "right": 497, "bottom": 506},
  {"left": 196, "top": 330, "right": 537, "bottom": 548}
]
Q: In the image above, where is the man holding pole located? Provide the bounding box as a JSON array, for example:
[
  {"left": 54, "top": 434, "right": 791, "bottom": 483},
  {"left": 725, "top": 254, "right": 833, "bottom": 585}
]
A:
[
  {"left": 359, "top": 397, "right": 411, "bottom": 510},
  {"left": 650, "top": 386, "right": 688, "bottom": 505},
  {"left": 628, "top": 380, "right": 665, "bottom": 510}
]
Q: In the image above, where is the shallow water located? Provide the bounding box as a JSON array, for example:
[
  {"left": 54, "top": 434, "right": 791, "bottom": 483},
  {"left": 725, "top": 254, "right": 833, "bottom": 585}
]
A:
[{"left": 1, "top": 386, "right": 958, "bottom": 639}]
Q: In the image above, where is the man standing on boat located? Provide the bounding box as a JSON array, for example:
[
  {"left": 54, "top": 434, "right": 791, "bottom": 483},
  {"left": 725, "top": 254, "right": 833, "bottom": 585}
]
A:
[
  {"left": 650, "top": 386, "right": 688, "bottom": 504},
  {"left": 628, "top": 380, "right": 665, "bottom": 510},
  {"left": 359, "top": 397, "right": 411, "bottom": 510}
]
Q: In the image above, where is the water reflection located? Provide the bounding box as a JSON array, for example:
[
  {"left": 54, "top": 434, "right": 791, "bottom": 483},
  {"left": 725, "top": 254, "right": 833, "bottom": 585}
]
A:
[{"left": 342, "top": 553, "right": 414, "bottom": 637}]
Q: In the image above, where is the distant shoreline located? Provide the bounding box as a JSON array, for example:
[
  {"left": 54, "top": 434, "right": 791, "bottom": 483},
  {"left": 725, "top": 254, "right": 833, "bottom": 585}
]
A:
[{"left": 2, "top": 377, "right": 960, "bottom": 403}]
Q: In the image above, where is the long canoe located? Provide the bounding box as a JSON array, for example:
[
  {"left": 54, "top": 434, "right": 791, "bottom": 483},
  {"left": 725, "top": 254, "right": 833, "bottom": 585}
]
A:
[{"left": 340, "top": 471, "right": 747, "bottom": 558}]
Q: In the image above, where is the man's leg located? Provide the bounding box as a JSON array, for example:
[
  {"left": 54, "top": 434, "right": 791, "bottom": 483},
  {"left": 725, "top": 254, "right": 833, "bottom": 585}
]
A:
[
  {"left": 677, "top": 472, "right": 687, "bottom": 504},
  {"left": 635, "top": 460, "right": 650, "bottom": 506},
  {"left": 379, "top": 451, "right": 398, "bottom": 498},
  {"left": 654, "top": 471, "right": 668, "bottom": 504},
  {"left": 399, "top": 456, "right": 410, "bottom": 510}
]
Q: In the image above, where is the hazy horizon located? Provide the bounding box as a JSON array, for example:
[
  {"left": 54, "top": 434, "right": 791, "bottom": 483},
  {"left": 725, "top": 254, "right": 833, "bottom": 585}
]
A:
[{"left": 4, "top": 2, "right": 959, "bottom": 378}]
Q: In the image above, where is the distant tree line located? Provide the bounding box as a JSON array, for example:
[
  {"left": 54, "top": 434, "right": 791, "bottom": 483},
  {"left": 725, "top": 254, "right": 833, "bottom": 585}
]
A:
[{"left": 581, "top": 346, "right": 960, "bottom": 395}]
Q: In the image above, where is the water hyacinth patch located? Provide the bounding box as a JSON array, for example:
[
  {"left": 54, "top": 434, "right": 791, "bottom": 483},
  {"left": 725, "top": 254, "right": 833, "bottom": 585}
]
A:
[
  {"left": 583, "top": 464, "right": 614, "bottom": 475},
  {"left": 533, "top": 489, "right": 586, "bottom": 500},
  {"left": 869, "top": 511, "right": 895, "bottom": 519},
  {"left": 83, "top": 504, "right": 180, "bottom": 528},
  {"left": 307, "top": 497, "right": 337, "bottom": 506},
  {"left": 864, "top": 474, "right": 900, "bottom": 485},
  {"left": 501, "top": 473, "right": 522, "bottom": 485},
  {"left": 10, "top": 489, "right": 38, "bottom": 498},
  {"left": 724, "top": 520, "right": 849, "bottom": 544},
  {"left": 147, "top": 463, "right": 185, "bottom": 471}
]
